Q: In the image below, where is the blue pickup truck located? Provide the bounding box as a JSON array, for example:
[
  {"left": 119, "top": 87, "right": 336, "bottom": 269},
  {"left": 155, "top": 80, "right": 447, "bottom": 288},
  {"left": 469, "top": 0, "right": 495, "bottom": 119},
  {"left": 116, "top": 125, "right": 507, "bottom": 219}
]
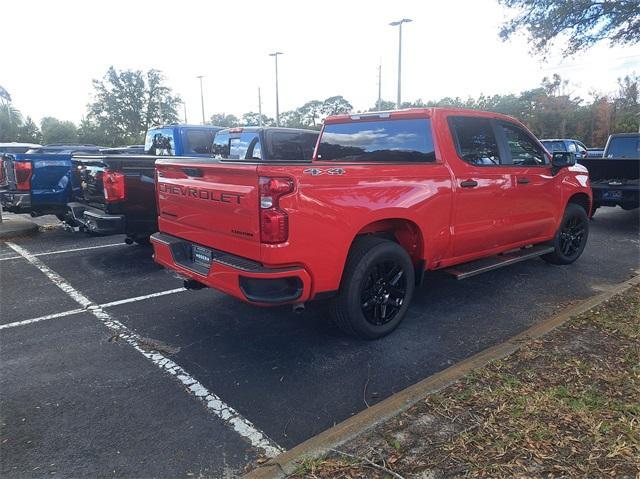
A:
[
  {"left": 1, "top": 144, "right": 102, "bottom": 219},
  {"left": 0, "top": 125, "right": 219, "bottom": 221}
]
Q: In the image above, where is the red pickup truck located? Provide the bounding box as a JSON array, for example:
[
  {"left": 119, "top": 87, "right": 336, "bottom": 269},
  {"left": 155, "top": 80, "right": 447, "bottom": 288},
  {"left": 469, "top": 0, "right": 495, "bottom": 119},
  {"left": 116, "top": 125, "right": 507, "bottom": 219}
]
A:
[{"left": 151, "top": 108, "right": 592, "bottom": 339}]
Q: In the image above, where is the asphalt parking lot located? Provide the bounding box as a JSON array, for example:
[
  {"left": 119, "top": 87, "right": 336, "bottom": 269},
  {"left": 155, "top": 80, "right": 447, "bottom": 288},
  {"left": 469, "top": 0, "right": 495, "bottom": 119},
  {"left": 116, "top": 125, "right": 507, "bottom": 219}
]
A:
[{"left": 1, "top": 207, "right": 639, "bottom": 478}]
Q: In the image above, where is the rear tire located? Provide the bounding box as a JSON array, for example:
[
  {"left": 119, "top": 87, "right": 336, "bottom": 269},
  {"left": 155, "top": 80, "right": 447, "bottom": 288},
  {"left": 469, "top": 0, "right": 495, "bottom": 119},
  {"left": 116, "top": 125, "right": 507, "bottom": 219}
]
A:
[
  {"left": 330, "top": 236, "right": 415, "bottom": 339},
  {"left": 542, "top": 203, "right": 589, "bottom": 265}
]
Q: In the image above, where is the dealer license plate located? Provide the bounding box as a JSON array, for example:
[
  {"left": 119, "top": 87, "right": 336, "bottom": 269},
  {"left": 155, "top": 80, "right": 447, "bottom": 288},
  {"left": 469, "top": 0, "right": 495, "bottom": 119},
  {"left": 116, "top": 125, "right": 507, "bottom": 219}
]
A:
[
  {"left": 602, "top": 190, "right": 623, "bottom": 201},
  {"left": 192, "top": 245, "right": 212, "bottom": 267}
]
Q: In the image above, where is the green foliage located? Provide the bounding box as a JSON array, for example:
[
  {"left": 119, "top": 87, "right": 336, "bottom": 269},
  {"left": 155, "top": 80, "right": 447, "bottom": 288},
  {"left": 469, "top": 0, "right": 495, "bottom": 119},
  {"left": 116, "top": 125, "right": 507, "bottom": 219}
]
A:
[
  {"left": 17, "top": 117, "right": 42, "bottom": 143},
  {"left": 279, "top": 110, "right": 304, "bottom": 128},
  {"left": 499, "top": 0, "right": 640, "bottom": 57},
  {"left": 241, "top": 112, "right": 275, "bottom": 127},
  {"left": 0, "top": 104, "right": 23, "bottom": 142},
  {"left": 87, "top": 66, "right": 181, "bottom": 146},
  {"left": 40, "top": 117, "right": 78, "bottom": 144},
  {"left": 210, "top": 113, "right": 240, "bottom": 128}
]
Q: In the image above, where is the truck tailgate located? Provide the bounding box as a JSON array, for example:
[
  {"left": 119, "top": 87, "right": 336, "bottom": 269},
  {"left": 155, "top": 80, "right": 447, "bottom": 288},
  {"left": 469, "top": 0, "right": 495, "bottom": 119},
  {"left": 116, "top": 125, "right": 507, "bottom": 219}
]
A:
[{"left": 156, "top": 161, "right": 261, "bottom": 259}]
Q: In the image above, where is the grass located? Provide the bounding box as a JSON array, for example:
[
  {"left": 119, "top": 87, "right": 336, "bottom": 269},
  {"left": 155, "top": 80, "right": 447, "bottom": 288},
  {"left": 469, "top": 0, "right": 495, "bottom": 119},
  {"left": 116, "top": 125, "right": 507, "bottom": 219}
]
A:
[{"left": 288, "top": 284, "right": 640, "bottom": 478}]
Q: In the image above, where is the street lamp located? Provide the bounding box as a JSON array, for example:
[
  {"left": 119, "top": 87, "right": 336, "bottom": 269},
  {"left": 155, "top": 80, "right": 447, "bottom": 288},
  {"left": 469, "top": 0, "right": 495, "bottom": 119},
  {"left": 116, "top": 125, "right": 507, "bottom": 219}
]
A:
[
  {"left": 269, "top": 52, "right": 283, "bottom": 126},
  {"left": 196, "top": 75, "right": 206, "bottom": 124},
  {"left": 389, "top": 18, "right": 412, "bottom": 109}
]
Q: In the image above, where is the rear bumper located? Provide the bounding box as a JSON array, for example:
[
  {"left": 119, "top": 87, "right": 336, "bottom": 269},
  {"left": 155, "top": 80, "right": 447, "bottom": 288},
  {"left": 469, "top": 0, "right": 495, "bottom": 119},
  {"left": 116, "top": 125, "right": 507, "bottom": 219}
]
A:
[
  {"left": 150, "top": 232, "right": 312, "bottom": 305},
  {"left": 0, "top": 190, "right": 31, "bottom": 213},
  {"left": 67, "top": 202, "right": 125, "bottom": 235},
  {"left": 591, "top": 183, "right": 639, "bottom": 209}
]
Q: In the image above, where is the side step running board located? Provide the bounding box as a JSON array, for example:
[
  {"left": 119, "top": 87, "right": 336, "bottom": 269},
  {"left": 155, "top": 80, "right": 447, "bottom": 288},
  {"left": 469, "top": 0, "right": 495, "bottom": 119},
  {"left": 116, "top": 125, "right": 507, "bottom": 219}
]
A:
[{"left": 444, "top": 245, "right": 554, "bottom": 280}]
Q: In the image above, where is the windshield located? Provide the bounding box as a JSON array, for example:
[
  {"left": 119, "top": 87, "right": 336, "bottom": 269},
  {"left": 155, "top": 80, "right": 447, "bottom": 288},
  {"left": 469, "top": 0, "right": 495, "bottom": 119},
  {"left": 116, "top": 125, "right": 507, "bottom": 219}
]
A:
[
  {"left": 145, "top": 128, "right": 176, "bottom": 155},
  {"left": 317, "top": 118, "right": 435, "bottom": 162}
]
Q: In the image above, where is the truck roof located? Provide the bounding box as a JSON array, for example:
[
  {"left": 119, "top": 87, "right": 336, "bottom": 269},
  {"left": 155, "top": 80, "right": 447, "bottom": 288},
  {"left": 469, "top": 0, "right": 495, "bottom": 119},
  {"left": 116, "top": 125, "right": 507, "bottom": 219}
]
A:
[
  {"left": 151, "top": 124, "right": 223, "bottom": 130},
  {"left": 217, "top": 126, "right": 318, "bottom": 135},
  {"left": 324, "top": 107, "right": 522, "bottom": 125}
]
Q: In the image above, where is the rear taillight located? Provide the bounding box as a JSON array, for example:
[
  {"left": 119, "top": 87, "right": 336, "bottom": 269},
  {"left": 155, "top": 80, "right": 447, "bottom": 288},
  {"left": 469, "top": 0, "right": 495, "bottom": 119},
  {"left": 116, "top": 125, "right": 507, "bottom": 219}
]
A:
[
  {"left": 14, "top": 161, "right": 33, "bottom": 191},
  {"left": 259, "top": 176, "right": 294, "bottom": 244},
  {"left": 103, "top": 170, "right": 126, "bottom": 202}
]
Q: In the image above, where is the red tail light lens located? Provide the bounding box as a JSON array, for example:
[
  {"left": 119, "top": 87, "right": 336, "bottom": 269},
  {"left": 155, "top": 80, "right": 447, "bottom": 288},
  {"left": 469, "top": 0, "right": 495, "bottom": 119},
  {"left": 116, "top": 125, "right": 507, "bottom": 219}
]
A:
[
  {"left": 259, "top": 176, "right": 294, "bottom": 244},
  {"left": 103, "top": 170, "right": 126, "bottom": 203},
  {"left": 14, "top": 161, "right": 33, "bottom": 191}
]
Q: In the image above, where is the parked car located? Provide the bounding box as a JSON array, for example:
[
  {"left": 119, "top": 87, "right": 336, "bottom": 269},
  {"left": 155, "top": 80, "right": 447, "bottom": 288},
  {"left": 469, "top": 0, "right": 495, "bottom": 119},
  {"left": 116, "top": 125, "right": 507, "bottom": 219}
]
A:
[
  {"left": 0, "top": 144, "right": 101, "bottom": 219},
  {"left": 541, "top": 138, "right": 589, "bottom": 159},
  {"left": 578, "top": 133, "right": 639, "bottom": 214},
  {"left": 67, "top": 125, "right": 222, "bottom": 244},
  {"left": 151, "top": 108, "right": 592, "bottom": 339}
]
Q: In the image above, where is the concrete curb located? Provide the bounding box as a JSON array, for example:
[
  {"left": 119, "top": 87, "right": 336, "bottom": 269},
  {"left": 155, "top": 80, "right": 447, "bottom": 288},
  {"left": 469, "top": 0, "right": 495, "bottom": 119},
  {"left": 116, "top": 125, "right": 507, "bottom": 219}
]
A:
[
  {"left": 245, "top": 273, "right": 640, "bottom": 479},
  {"left": 0, "top": 217, "right": 39, "bottom": 240}
]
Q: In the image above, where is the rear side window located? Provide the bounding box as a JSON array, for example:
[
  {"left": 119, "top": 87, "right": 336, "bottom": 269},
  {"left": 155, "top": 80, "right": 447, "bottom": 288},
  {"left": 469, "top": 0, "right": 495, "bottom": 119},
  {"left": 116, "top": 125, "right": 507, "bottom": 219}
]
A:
[
  {"left": 499, "top": 122, "right": 548, "bottom": 166},
  {"left": 268, "top": 131, "right": 318, "bottom": 161},
  {"left": 317, "top": 119, "right": 435, "bottom": 162},
  {"left": 607, "top": 136, "right": 639, "bottom": 158},
  {"left": 449, "top": 117, "right": 501, "bottom": 165},
  {"left": 213, "top": 131, "right": 261, "bottom": 160},
  {"left": 541, "top": 141, "right": 565, "bottom": 152},
  {"left": 183, "top": 129, "right": 216, "bottom": 155},
  {"left": 145, "top": 129, "right": 176, "bottom": 155}
]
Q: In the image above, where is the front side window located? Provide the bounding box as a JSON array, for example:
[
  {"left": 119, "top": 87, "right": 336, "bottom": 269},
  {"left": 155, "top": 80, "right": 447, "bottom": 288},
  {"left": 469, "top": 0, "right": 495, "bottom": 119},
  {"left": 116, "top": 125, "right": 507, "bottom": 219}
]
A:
[
  {"left": 500, "top": 122, "right": 548, "bottom": 166},
  {"left": 317, "top": 118, "right": 435, "bottom": 162},
  {"left": 450, "top": 117, "right": 501, "bottom": 165},
  {"left": 184, "top": 129, "right": 216, "bottom": 155},
  {"left": 145, "top": 128, "right": 176, "bottom": 156}
]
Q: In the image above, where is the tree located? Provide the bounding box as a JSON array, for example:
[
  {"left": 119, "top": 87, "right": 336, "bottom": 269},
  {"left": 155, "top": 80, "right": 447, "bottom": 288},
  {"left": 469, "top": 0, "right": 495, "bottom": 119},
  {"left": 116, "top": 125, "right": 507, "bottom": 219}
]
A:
[
  {"left": 87, "top": 66, "right": 180, "bottom": 146},
  {"left": 210, "top": 113, "right": 240, "bottom": 127},
  {"left": 17, "top": 117, "right": 42, "bottom": 143},
  {"left": 499, "top": 0, "right": 640, "bottom": 57},
  {"left": 241, "top": 112, "right": 275, "bottom": 127},
  {"left": 0, "top": 104, "right": 23, "bottom": 142},
  {"left": 40, "top": 117, "right": 78, "bottom": 144},
  {"left": 369, "top": 99, "right": 396, "bottom": 111},
  {"left": 298, "top": 100, "right": 324, "bottom": 128},
  {"left": 279, "top": 110, "right": 304, "bottom": 128},
  {"left": 321, "top": 95, "right": 352, "bottom": 116}
]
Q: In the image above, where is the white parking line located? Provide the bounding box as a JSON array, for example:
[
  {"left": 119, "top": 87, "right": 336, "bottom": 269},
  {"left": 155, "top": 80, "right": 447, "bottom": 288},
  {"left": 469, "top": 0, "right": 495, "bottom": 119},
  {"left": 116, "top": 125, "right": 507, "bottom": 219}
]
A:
[
  {"left": 0, "top": 242, "right": 126, "bottom": 262},
  {"left": 4, "top": 241, "right": 283, "bottom": 457},
  {"left": 0, "top": 288, "right": 187, "bottom": 331},
  {"left": 0, "top": 308, "right": 86, "bottom": 330}
]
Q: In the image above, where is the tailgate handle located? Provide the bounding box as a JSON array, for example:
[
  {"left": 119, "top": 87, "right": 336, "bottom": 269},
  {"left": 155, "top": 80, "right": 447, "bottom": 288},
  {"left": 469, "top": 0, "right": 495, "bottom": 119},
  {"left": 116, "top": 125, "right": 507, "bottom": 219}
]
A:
[{"left": 182, "top": 167, "right": 203, "bottom": 177}]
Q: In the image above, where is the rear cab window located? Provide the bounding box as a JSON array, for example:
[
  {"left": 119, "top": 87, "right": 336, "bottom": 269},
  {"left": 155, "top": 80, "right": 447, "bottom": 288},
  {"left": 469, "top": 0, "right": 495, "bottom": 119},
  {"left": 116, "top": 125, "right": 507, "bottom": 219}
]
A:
[
  {"left": 317, "top": 118, "right": 435, "bottom": 162},
  {"left": 182, "top": 128, "right": 217, "bottom": 155},
  {"left": 267, "top": 131, "right": 318, "bottom": 161},
  {"left": 607, "top": 136, "right": 639, "bottom": 158},
  {"left": 213, "top": 131, "right": 261, "bottom": 160},
  {"left": 145, "top": 128, "right": 176, "bottom": 155}
]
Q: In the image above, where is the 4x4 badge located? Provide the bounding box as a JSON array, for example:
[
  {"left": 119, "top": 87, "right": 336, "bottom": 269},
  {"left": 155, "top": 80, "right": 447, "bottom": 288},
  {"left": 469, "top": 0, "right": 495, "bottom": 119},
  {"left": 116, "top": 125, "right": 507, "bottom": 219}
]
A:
[{"left": 303, "top": 168, "right": 345, "bottom": 176}]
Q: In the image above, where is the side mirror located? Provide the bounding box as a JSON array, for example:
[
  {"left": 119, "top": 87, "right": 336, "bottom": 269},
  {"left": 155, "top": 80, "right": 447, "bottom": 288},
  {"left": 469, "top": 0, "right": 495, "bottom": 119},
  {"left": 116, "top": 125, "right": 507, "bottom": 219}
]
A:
[{"left": 551, "top": 151, "right": 576, "bottom": 175}]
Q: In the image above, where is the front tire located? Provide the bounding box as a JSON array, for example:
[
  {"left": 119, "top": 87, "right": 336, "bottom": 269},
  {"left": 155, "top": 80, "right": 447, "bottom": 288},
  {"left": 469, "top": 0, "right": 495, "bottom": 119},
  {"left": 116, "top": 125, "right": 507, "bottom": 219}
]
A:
[
  {"left": 542, "top": 203, "right": 589, "bottom": 265},
  {"left": 330, "top": 236, "right": 415, "bottom": 339}
]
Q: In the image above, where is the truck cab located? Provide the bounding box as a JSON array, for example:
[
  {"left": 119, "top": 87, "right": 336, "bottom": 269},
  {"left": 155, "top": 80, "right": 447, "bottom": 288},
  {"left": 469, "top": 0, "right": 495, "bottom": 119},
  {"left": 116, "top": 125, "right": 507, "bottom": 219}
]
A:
[{"left": 144, "top": 124, "right": 221, "bottom": 157}]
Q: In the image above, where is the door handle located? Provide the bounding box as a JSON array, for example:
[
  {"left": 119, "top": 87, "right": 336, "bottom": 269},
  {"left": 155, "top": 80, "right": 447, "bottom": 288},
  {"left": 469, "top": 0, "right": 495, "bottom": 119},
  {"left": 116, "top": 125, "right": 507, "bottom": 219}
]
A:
[
  {"left": 517, "top": 177, "right": 530, "bottom": 184},
  {"left": 460, "top": 180, "right": 478, "bottom": 188}
]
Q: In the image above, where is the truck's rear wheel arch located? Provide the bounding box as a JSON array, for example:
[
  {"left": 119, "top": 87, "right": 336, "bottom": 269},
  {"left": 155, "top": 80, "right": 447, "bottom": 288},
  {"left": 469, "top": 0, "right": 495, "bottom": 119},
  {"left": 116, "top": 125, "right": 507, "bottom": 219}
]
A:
[
  {"left": 567, "top": 193, "right": 591, "bottom": 216},
  {"left": 353, "top": 218, "right": 424, "bottom": 265}
]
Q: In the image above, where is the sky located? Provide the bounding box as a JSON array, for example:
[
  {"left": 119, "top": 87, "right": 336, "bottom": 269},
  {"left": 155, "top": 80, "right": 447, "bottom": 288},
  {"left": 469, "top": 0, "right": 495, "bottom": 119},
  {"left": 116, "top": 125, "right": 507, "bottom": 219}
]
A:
[{"left": 3, "top": 0, "right": 639, "bottom": 125}]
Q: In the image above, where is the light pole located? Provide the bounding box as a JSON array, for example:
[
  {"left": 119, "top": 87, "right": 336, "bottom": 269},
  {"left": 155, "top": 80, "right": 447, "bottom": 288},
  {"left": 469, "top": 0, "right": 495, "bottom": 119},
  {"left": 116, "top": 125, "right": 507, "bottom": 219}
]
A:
[
  {"left": 389, "top": 18, "right": 412, "bottom": 109},
  {"left": 196, "top": 75, "right": 206, "bottom": 124},
  {"left": 269, "top": 52, "right": 283, "bottom": 126}
]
